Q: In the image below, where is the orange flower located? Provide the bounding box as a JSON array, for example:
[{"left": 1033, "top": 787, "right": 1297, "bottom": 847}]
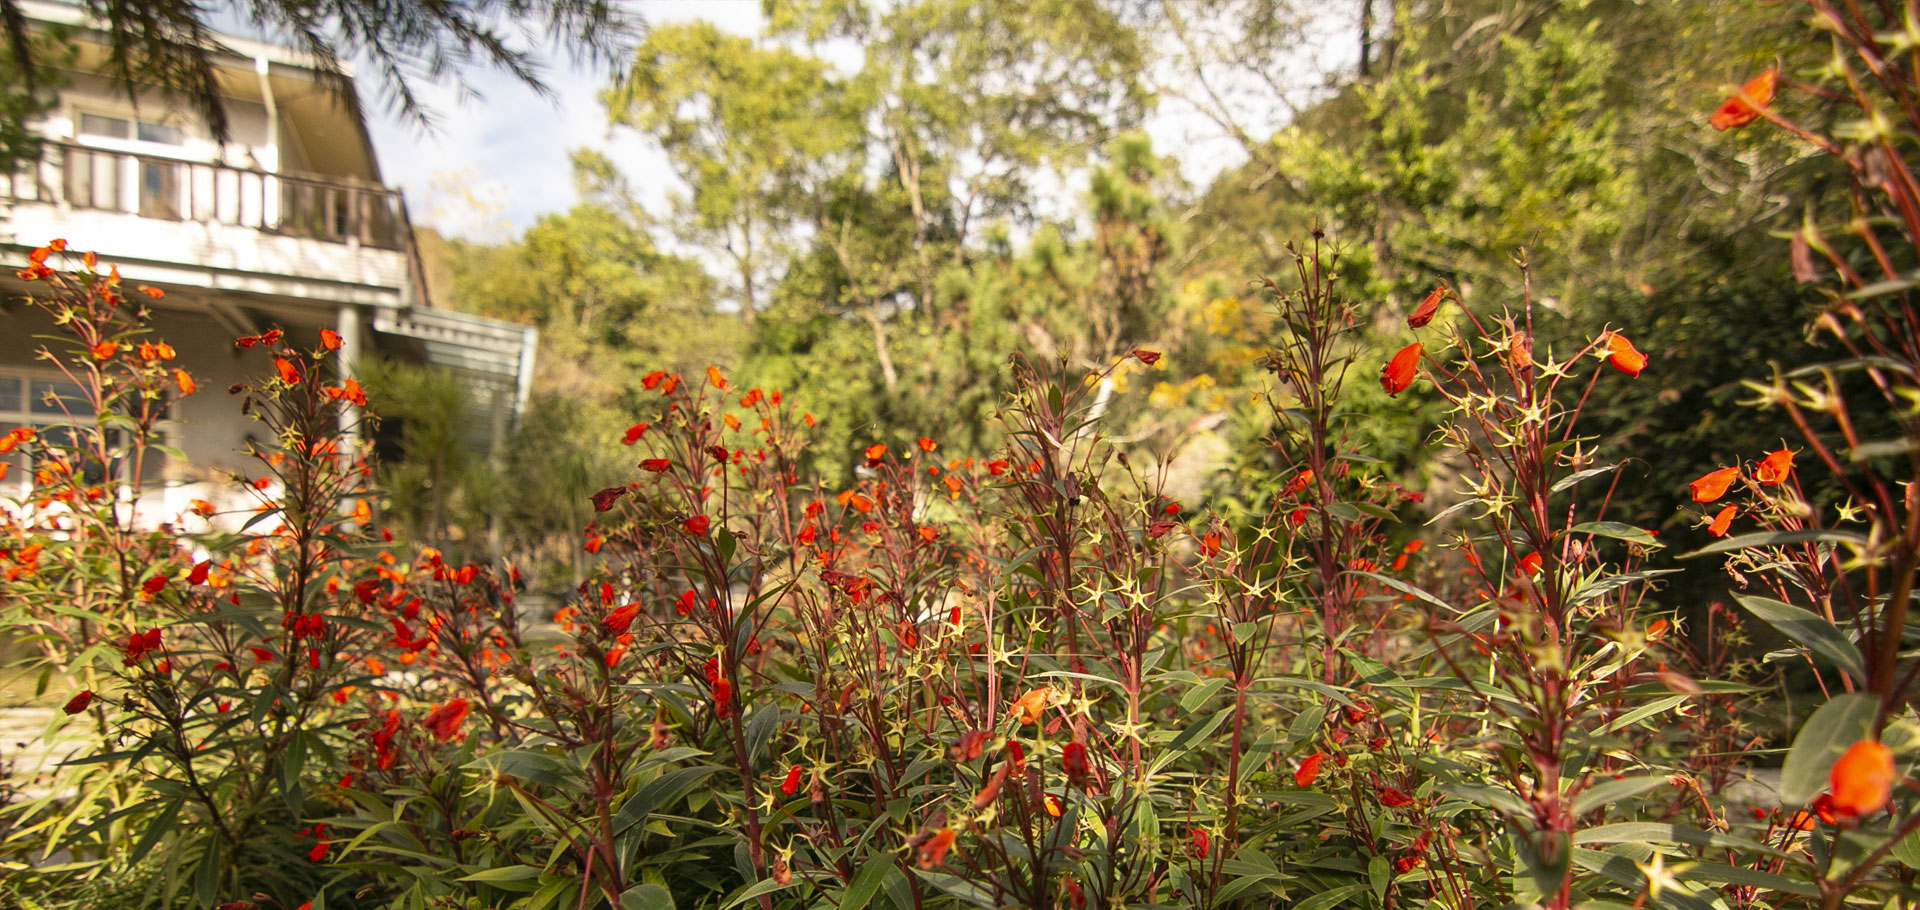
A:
[
  {"left": 1604, "top": 333, "right": 1646, "bottom": 377},
  {"left": 90, "top": 340, "right": 117, "bottom": 360},
  {"left": 1706, "top": 503, "right": 1737, "bottom": 537},
  {"left": 917, "top": 436, "right": 937, "bottom": 452},
  {"left": 865, "top": 443, "right": 887, "bottom": 464},
  {"left": 1011, "top": 686, "right": 1056, "bottom": 724},
  {"left": 1711, "top": 69, "right": 1778, "bottom": 131},
  {"left": 320, "top": 329, "right": 343, "bottom": 351},
  {"left": 1688, "top": 466, "right": 1741, "bottom": 503},
  {"left": 707, "top": 365, "right": 728, "bottom": 389},
  {"left": 917, "top": 827, "right": 956, "bottom": 869},
  {"left": 1295, "top": 752, "right": 1326, "bottom": 787},
  {"left": 421, "top": 698, "right": 471, "bottom": 743},
  {"left": 173, "top": 369, "right": 196, "bottom": 395},
  {"left": 275, "top": 358, "right": 302, "bottom": 384},
  {"left": 603, "top": 603, "right": 641, "bottom": 635},
  {"left": 139, "top": 285, "right": 165, "bottom": 299},
  {"left": 1829, "top": 739, "right": 1896, "bottom": 817},
  {"left": 1381, "top": 342, "right": 1422, "bottom": 397},
  {"left": 1407, "top": 287, "right": 1447, "bottom": 328},
  {"left": 324, "top": 378, "right": 367, "bottom": 407},
  {"left": 916, "top": 526, "right": 937, "bottom": 543},
  {"left": 1756, "top": 448, "right": 1794, "bottom": 485}
]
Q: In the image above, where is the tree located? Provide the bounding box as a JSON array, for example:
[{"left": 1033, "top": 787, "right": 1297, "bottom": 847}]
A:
[
  {"left": 605, "top": 23, "right": 862, "bottom": 323},
  {"left": 0, "top": 0, "right": 634, "bottom": 159}
]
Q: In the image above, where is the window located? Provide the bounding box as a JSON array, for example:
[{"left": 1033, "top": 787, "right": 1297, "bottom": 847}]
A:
[
  {"left": 70, "top": 112, "right": 187, "bottom": 218},
  {"left": 0, "top": 369, "right": 169, "bottom": 491}
]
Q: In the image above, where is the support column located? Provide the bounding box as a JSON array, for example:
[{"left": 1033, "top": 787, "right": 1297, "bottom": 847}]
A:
[{"left": 335, "top": 303, "right": 363, "bottom": 459}]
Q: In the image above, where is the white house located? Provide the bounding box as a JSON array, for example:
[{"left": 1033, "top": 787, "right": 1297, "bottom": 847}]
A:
[{"left": 0, "top": 1, "right": 535, "bottom": 518}]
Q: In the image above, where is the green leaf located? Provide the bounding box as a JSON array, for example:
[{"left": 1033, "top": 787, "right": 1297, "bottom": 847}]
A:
[
  {"left": 1570, "top": 776, "right": 1672, "bottom": 816},
  {"left": 1551, "top": 464, "right": 1620, "bottom": 494},
  {"left": 621, "top": 884, "right": 676, "bottom": 910},
  {"left": 835, "top": 857, "right": 891, "bottom": 910},
  {"left": 457, "top": 865, "right": 543, "bottom": 884},
  {"left": 1743, "top": 591, "right": 1858, "bottom": 683},
  {"left": 1181, "top": 677, "right": 1228, "bottom": 713},
  {"left": 1734, "top": 594, "right": 1866, "bottom": 682},
  {"left": 721, "top": 876, "right": 795, "bottom": 910},
  {"left": 1292, "top": 883, "right": 1366, "bottom": 910},
  {"left": 1351, "top": 571, "right": 1455, "bottom": 614},
  {"left": 1568, "top": 522, "right": 1660, "bottom": 547},
  {"left": 1679, "top": 528, "right": 1869, "bottom": 559},
  {"left": 1780, "top": 694, "right": 1879, "bottom": 805}
]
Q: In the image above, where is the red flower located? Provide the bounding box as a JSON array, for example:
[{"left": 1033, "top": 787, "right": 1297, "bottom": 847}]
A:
[
  {"left": 622, "top": 423, "right": 649, "bottom": 445},
  {"left": 917, "top": 436, "right": 937, "bottom": 452},
  {"left": 63, "top": 690, "right": 93, "bottom": 715},
  {"left": 918, "top": 827, "right": 957, "bottom": 869},
  {"left": 320, "top": 329, "right": 343, "bottom": 351},
  {"left": 422, "top": 698, "right": 471, "bottom": 743},
  {"left": 275, "top": 358, "right": 302, "bottom": 384},
  {"left": 122, "top": 628, "right": 163, "bottom": 664},
  {"left": 1407, "top": 287, "right": 1448, "bottom": 328},
  {"left": 1381, "top": 343, "right": 1422, "bottom": 397},
  {"left": 1284, "top": 469, "right": 1314, "bottom": 497},
  {"left": 781, "top": 764, "right": 804, "bottom": 796},
  {"left": 713, "top": 677, "right": 733, "bottom": 716},
  {"left": 307, "top": 840, "right": 328, "bottom": 862},
  {"left": 865, "top": 443, "right": 887, "bottom": 464},
  {"left": 1708, "top": 504, "right": 1737, "bottom": 537},
  {"left": 1604, "top": 333, "right": 1646, "bottom": 377},
  {"left": 1711, "top": 69, "right": 1778, "bottom": 131},
  {"left": 141, "top": 574, "right": 168, "bottom": 595},
  {"left": 1829, "top": 739, "right": 1895, "bottom": 817},
  {"left": 1061, "top": 741, "right": 1091, "bottom": 788},
  {"left": 987, "top": 460, "right": 1009, "bottom": 475},
  {"left": 683, "top": 515, "right": 711, "bottom": 536},
  {"left": 188, "top": 560, "right": 211, "bottom": 585},
  {"left": 1132, "top": 349, "right": 1162, "bottom": 365},
  {"left": 1688, "top": 466, "right": 1741, "bottom": 503},
  {"left": 640, "top": 458, "right": 672, "bottom": 473},
  {"left": 1191, "top": 827, "right": 1210, "bottom": 858},
  {"left": 1756, "top": 448, "right": 1794, "bottom": 485},
  {"left": 642, "top": 370, "right": 666, "bottom": 390},
  {"left": 261, "top": 329, "right": 284, "bottom": 345},
  {"left": 603, "top": 603, "right": 641, "bottom": 635},
  {"left": 1295, "top": 752, "right": 1326, "bottom": 787},
  {"left": 1519, "top": 552, "right": 1543, "bottom": 576}
]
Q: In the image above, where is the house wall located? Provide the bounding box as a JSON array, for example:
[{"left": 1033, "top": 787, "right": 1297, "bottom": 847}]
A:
[{"left": 37, "top": 72, "right": 277, "bottom": 170}]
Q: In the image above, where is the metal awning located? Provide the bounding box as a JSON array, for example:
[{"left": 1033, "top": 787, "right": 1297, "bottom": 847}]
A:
[{"left": 371, "top": 307, "right": 537, "bottom": 439}]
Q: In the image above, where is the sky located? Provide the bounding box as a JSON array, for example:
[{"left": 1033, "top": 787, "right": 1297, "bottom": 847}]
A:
[{"left": 358, "top": 0, "right": 1341, "bottom": 243}]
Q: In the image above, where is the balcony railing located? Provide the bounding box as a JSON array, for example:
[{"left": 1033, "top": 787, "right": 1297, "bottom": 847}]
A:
[{"left": 3, "top": 141, "right": 409, "bottom": 250}]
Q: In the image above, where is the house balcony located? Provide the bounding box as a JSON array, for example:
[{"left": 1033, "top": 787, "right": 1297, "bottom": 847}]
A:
[{"left": 1, "top": 141, "right": 418, "bottom": 309}]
